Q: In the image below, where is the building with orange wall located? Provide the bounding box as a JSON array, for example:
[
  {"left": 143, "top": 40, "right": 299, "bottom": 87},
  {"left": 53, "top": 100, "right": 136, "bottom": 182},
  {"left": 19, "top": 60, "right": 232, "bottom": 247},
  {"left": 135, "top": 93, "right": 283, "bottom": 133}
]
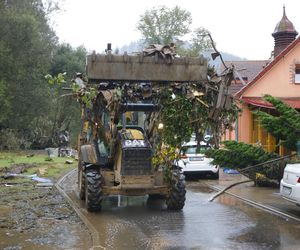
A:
[{"left": 224, "top": 7, "right": 300, "bottom": 155}]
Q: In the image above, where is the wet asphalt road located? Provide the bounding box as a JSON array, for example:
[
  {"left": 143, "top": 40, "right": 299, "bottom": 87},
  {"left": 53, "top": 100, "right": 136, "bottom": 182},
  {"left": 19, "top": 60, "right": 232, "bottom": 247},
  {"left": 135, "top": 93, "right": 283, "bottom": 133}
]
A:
[{"left": 62, "top": 172, "right": 300, "bottom": 250}]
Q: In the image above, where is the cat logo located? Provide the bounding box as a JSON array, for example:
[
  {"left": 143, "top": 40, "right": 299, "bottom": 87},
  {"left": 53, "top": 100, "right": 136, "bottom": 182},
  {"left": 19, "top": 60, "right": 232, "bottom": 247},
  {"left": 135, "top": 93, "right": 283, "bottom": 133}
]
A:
[{"left": 125, "top": 140, "right": 146, "bottom": 147}]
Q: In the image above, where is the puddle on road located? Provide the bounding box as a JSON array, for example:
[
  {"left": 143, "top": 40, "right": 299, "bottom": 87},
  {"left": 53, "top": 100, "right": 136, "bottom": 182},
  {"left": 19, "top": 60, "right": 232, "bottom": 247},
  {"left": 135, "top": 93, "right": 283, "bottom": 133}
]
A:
[
  {"left": 61, "top": 168, "right": 300, "bottom": 250},
  {"left": 72, "top": 184, "right": 300, "bottom": 250},
  {"left": 217, "top": 193, "right": 300, "bottom": 250},
  {"left": 186, "top": 181, "right": 215, "bottom": 194}
]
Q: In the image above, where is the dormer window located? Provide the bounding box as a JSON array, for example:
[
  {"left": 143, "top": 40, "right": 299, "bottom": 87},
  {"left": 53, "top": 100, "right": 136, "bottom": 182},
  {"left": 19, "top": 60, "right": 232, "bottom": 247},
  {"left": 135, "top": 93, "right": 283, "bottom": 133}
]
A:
[{"left": 295, "top": 64, "right": 300, "bottom": 84}]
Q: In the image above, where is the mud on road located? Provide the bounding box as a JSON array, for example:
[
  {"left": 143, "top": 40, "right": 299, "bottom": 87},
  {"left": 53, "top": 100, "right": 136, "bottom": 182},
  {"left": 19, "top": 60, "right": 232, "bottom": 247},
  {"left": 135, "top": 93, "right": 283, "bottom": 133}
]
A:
[{"left": 0, "top": 181, "right": 92, "bottom": 249}]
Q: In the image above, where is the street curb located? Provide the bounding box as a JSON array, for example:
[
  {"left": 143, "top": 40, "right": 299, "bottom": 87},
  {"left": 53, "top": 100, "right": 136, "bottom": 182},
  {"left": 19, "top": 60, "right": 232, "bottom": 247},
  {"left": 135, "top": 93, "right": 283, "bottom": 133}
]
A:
[
  {"left": 206, "top": 183, "right": 300, "bottom": 223},
  {"left": 55, "top": 168, "right": 105, "bottom": 250}
]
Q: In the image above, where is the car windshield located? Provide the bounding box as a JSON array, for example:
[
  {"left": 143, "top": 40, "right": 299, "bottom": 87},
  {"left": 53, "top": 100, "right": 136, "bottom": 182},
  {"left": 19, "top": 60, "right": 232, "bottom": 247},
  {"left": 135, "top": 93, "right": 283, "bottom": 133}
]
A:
[{"left": 181, "top": 145, "right": 210, "bottom": 155}]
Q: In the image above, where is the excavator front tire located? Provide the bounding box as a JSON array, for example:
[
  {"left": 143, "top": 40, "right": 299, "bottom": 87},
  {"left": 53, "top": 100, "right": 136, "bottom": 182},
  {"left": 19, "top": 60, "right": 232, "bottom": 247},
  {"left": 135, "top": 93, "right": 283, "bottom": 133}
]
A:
[
  {"left": 85, "top": 168, "right": 103, "bottom": 212},
  {"left": 166, "top": 171, "right": 186, "bottom": 210}
]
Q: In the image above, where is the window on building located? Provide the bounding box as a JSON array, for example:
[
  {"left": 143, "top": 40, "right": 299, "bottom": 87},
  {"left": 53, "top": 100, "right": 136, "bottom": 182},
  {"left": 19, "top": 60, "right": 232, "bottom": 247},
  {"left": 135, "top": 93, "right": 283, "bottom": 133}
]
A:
[
  {"left": 295, "top": 65, "right": 300, "bottom": 84},
  {"left": 251, "top": 113, "right": 276, "bottom": 152}
]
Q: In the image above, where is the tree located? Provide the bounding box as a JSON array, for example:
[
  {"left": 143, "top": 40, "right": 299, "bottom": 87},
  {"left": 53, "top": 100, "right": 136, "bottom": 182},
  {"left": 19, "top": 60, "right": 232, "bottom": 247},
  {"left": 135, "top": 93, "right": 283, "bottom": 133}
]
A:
[
  {"left": 137, "top": 6, "right": 192, "bottom": 45},
  {"left": 0, "top": 80, "right": 11, "bottom": 124},
  {"left": 205, "top": 140, "right": 284, "bottom": 185},
  {"left": 159, "top": 90, "right": 194, "bottom": 147},
  {"left": 137, "top": 6, "right": 213, "bottom": 57},
  {"left": 0, "top": 0, "right": 58, "bottom": 148},
  {"left": 136, "top": 6, "right": 235, "bottom": 150},
  {"left": 253, "top": 95, "right": 300, "bottom": 151},
  {"left": 190, "top": 27, "right": 213, "bottom": 55},
  {"left": 47, "top": 44, "right": 87, "bottom": 145},
  {"left": 206, "top": 140, "right": 278, "bottom": 169}
]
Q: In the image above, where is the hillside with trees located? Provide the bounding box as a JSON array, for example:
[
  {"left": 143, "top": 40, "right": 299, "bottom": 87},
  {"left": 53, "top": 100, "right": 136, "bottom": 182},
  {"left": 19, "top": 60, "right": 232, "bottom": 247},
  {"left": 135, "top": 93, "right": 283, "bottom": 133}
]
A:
[{"left": 0, "top": 0, "right": 87, "bottom": 150}]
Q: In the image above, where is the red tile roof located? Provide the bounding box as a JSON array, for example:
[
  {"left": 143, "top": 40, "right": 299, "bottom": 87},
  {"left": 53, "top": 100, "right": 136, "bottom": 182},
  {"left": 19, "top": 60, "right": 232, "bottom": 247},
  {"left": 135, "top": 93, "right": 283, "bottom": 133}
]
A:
[
  {"left": 242, "top": 97, "right": 300, "bottom": 109},
  {"left": 223, "top": 60, "right": 270, "bottom": 82},
  {"left": 234, "top": 36, "right": 300, "bottom": 99},
  {"left": 221, "top": 60, "right": 270, "bottom": 95}
]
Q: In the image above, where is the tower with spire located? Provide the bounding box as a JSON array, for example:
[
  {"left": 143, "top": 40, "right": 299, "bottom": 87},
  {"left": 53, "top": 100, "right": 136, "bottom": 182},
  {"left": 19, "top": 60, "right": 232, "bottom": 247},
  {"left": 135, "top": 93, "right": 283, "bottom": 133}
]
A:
[{"left": 272, "top": 6, "right": 298, "bottom": 57}]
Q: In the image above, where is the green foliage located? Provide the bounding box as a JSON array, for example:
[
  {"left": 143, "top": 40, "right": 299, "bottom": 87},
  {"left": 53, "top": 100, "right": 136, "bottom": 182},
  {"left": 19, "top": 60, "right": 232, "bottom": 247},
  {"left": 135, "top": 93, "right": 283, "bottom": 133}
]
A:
[
  {"left": 0, "top": 0, "right": 57, "bottom": 133},
  {"left": 77, "top": 87, "right": 97, "bottom": 109},
  {"left": 160, "top": 90, "right": 193, "bottom": 147},
  {"left": 0, "top": 80, "right": 11, "bottom": 123},
  {"left": 190, "top": 27, "right": 213, "bottom": 52},
  {"left": 0, "top": 1, "right": 86, "bottom": 149},
  {"left": 137, "top": 5, "right": 192, "bottom": 45},
  {"left": 151, "top": 69, "right": 239, "bottom": 149},
  {"left": 45, "top": 72, "right": 66, "bottom": 85},
  {"left": 253, "top": 95, "right": 300, "bottom": 151},
  {"left": 0, "top": 129, "right": 29, "bottom": 150},
  {"left": 48, "top": 44, "right": 87, "bottom": 146},
  {"left": 43, "top": 44, "right": 88, "bottom": 147},
  {"left": 152, "top": 145, "right": 178, "bottom": 183},
  {"left": 205, "top": 140, "right": 278, "bottom": 169},
  {"left": 135, "top": 6, "right": 231, "bottom": 153},
  {"left": 206, "top": 141, "right": 284, "bottom": 185},
  {"left": 50, "top": 44, "right": 87, "bottom": 78},
  {"left": 137, "top": 6, "right": 213, "bottom": 57},
  {"left": 152, "top": 145, "right": 178, "bottom": 167},
  {"left": 46, "top": 70, "right": 95, "bottom": 110},
  {"left": 178, "top": 27, "right": 213, "bottom": 57}
]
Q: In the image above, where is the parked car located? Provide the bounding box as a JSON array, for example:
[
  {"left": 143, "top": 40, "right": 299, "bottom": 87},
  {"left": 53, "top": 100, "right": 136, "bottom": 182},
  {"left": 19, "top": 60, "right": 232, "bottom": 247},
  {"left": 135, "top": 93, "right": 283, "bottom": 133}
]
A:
[
  {"left": 280, "top": 163, "right": 300, "bottom": 206},
  {"left": 175, "top": 141, "right": 219, "bottom": 179}
]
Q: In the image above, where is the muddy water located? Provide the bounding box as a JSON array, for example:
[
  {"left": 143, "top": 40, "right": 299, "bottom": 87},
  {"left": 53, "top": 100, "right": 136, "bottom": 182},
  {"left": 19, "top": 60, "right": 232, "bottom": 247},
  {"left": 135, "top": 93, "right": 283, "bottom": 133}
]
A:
[
  {"left": 65, "top": 176, "right": 300, "bottom": 250},
  {"left": 0, "top": 185, "right": 92, "bottom": 250}
]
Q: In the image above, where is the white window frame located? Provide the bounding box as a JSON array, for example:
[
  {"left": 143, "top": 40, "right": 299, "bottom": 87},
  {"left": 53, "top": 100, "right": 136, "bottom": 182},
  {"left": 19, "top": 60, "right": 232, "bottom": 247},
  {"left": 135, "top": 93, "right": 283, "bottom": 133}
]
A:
[{"left": 295, "top": 65, "right": 300, "bottom": 84}]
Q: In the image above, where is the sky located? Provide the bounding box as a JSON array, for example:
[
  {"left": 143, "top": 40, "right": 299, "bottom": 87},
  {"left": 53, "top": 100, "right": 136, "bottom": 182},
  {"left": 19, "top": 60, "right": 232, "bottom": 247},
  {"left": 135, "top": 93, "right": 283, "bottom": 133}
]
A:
[{"left": 52, "top": 0, "right": 300, "bottom": 60}]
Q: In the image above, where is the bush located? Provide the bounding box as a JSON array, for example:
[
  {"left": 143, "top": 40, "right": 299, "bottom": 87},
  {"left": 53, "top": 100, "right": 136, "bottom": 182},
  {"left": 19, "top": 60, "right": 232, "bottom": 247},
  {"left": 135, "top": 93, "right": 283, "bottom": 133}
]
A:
[
  {"left": 0, "top": 129, "right": 31, "bottom": 150},
  {"left": 205, "top": 140, "right": 287, "bottom": 186},
  {"left": 205, "top": 140, "right": 278, "bottom": 169}
]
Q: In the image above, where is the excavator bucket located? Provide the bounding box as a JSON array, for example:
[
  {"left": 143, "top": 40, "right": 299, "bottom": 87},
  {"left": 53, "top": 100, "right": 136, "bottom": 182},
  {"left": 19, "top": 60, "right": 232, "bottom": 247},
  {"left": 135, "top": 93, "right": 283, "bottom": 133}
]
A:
[{"left": 86, "top": 51, "right": 207, "bottom": 83}]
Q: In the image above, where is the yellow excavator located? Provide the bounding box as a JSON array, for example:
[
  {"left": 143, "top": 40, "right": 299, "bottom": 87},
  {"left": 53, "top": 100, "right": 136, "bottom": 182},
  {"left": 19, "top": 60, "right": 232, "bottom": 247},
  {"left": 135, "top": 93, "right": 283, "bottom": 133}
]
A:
[{"left": 77, "top": 44, "right": 210, "bottom": 212}]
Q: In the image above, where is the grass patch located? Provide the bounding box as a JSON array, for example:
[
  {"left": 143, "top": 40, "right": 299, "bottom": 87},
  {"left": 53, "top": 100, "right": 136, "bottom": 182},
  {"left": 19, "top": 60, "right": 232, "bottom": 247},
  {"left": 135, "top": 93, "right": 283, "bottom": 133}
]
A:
[
  {"left": 42, "top": 162, "right": 75, "bottom": 179},
  {"left": 0, "top": 152, "right": 70, "bottom": 169},
  {"left": 0, "top": 151, "right": 77, "bottom": 181}
]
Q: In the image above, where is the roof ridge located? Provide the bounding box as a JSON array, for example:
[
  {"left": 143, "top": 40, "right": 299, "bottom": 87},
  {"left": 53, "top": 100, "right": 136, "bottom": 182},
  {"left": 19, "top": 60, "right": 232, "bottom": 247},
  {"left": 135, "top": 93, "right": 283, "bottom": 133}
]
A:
[
  {"left": 234, "top": 36, "right": 300, "bottom": 98},
  {"left": 224, "top": 60, "right": 270, "bottom": 62}
]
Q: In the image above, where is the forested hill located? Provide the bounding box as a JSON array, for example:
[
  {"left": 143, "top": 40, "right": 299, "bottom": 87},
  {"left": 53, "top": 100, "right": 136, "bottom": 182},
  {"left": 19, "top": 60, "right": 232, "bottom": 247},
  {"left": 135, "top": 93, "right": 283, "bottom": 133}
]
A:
[{"left": 0, "top": 1, "right": 86, "bottom": 150}]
